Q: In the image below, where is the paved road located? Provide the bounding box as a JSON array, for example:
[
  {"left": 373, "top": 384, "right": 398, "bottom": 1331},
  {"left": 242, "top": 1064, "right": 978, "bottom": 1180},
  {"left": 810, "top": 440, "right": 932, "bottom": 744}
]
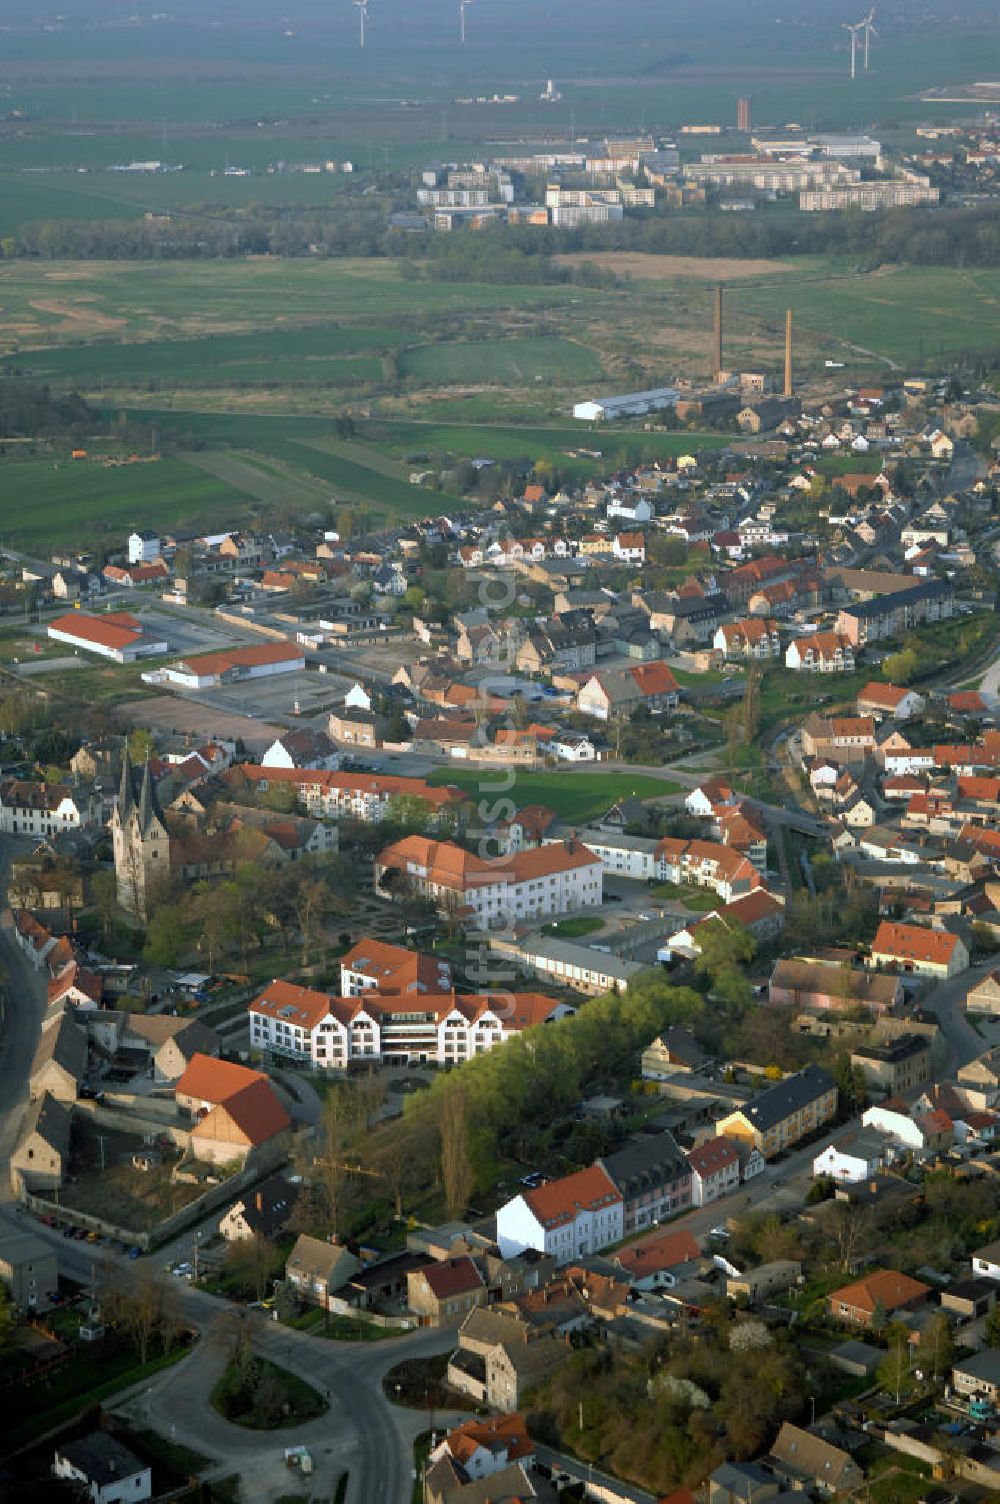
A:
[
  {"left": 105, "top": 1283, "right": 456, "bottom": 1504},
  {"left": 919, "top": 959, "right": 999, "bottom": 1075},
  {"left": 0, "top": 836, "right": 52, "bottom": 1205}
]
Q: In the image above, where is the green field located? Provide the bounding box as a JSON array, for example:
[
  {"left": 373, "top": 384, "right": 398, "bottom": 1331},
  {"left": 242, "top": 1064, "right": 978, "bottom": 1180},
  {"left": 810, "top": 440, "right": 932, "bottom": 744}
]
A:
[
  {"left": 399, "top": 336, "right": 604, "bottom": 385},
  {"left": 0, "top": 454, "right": 252, "bottom": 546},
  {"left": 428, "top": 767, "right": 681, "bottom": 823},
  {"left": 0, "top": 260, "right": 583, "bottom": 354},
  {"left": 737, "top": 266, "right": 1000, "bottom": 369}
]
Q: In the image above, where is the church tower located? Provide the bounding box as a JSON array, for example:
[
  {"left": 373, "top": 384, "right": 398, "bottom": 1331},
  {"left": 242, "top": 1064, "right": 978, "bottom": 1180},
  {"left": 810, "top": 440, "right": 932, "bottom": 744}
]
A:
[{"left": 111, "top": 744, "right": 171, "bottom": 920}]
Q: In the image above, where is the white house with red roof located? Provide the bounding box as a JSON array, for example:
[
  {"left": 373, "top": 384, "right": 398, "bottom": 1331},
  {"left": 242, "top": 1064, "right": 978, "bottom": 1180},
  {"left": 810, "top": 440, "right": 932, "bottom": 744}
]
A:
[
  {"left": 340, "top": 938, "right": 454, "bottom": 997},
  {"left": 686, "top": 1136, "right": 741, "bottom": 1206},
  {"left": 869, "top": 921, "right": 969, "bottom": 979},
  {"left": 856, "top": 682, "right": 925, "bottom": 722},
  {"left": 48, "top": 610, "right": 168, "bottom": 664},
  {"left": 496, "top": 1165, "right": 624, "bottom": 1264}
]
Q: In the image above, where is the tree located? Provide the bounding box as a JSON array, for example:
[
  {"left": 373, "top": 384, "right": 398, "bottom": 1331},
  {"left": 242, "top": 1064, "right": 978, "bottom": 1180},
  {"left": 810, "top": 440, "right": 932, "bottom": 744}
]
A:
[
  {"left": 112, "top": 1270, "right": 162, "bottom": 1365},
  {"left": 317, "top": 1088, "right": 352, "bottom": 1234},
  {"left": 294, "top": 875, "right": 330, "bottom": 966},
  {"left": 918, "top": 1312, "right": 954, "bottom": 1380},
  {"left": 694, "top": 918, "right": 755, "bottom": 1015},
  {"left": 984, "top": 1304, "right": 1000, "bottom": 1348},
  {"left": 877, "top": 1325, "right": 915, "bottom": 1404},
  {"left": 439, "top": 1085, "right": 474, "bottom": 1220},
  {"left": 225, "top": 1234, "right": 279, "bottom": 1303}
]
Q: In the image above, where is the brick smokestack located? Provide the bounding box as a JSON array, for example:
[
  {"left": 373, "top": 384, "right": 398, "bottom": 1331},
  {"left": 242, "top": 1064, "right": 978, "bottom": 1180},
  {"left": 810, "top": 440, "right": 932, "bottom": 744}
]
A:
[
  {"left": 714, "top": 285, "right": 723, "bottom": 381},
  {"left": 784, "top": 307, "right": 793, "bottom": 399}
]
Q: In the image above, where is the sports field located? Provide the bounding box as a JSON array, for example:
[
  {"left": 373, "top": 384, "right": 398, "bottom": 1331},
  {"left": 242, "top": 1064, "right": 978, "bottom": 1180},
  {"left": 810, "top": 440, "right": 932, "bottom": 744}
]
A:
[{"left": 427, "top": 767, "right": 680, "bottom": 823}]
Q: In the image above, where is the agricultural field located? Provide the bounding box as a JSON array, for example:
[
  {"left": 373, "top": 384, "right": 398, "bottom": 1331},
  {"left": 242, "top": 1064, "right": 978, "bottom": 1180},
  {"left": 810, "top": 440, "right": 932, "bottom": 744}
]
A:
[
  {"left": 0, "top": 260, "right": 583, "bottom": 353},
  {"left": 737, "top": 266, "right": 1000, "bottom": 370},
  {"left": 427, "top": 767, "right": 680, "bottom": 823},
  {"left": 0, "top": 454, "right": 254, "bottom": 548},
  {"left": 398, "top": 336, "right": 605, "bottom": 386}
]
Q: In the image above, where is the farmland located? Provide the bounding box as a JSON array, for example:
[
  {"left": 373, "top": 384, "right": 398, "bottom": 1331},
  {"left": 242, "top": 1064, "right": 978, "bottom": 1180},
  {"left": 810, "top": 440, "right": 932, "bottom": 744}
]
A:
[
  {"left": 427, "top": 767, "right": 681, "bottom": 823},
  {"left": 0, "top": 455, "right": 254, "bottom": 548},
  {"left": 398, "top": 337, "right": 605, "bottom": 386}
]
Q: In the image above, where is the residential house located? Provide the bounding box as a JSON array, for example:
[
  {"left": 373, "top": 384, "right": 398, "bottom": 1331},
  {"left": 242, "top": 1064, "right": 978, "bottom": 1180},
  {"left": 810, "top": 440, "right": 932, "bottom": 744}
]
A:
[
  {"left": 857, "top": 683, "right": 926, "bottom": 721},
  {"left": 577, "top": 661, "right": 679, "bottom": 720},
  {"left": 687, "top": 1136, "right": 741, "bottom": 1205},
  {"left": 785, "top": 632, "right": 855, "bottom": 673},
  {"left": 174, "top": 1053, "right": 291, "bottom": 1168},
  {"left": 598, "top": 1133, "right": 692, "bottom": 1233},
  {"left": 813, "top": 1130, "right": 888, "bottom": 1184},
  {"left": 713, "top": 618, "right": 781, "bottom": 660},
  {"left": 641, "top": 1026, "right": 709, "bottom": 1079},
  {"left": 29, "top": 1009, "right": 87, "bottom": 1103},
  {"left": 496, "top": 1166, "right": 624, "bottom": 1264},
  {"left": 261, "top": 728, "right": 339, "bottom": 771},
  {"left": 966, "top": 970, "right": 1000, "bottom": 1016},
  {"left": 0, "top": 1230, "right": 58, "bottom": 1313},
  {"left": 11, "top": 1092, "right": 72, "bottom": 1192},
  {"left": 426, "top": 1414, "right": 534, "bottom": 1489},
  {"left": 285, "top": 1234, "right": 361, "bottom": 1308},
  {"left": 219, "top": 1174, "right": 296, "bottom": 1243},
  {"left": 826, "top": 1268, "right": 930, "bottom": 1327},
  {"left": 715, "top": 1064, "right": 837, "bottom": 1159},
  {"left": 767, "top": 1422, "right": 864, "bottom": 1497},
  {"left": 407, "top": 1257, "right": 488, "bottom": 1326},
  {"left": 952, "top": 1349, "right": 1000, "bottom": 1404},
  {"left": 869, "top": 921, "right": 969, "bottom": 978},
  {"left": 850, "top": 1034, "right": 931, "bottom": 1096},
  {"left": 53, "top": 1435, "right": 151, "bottom": 1504}
]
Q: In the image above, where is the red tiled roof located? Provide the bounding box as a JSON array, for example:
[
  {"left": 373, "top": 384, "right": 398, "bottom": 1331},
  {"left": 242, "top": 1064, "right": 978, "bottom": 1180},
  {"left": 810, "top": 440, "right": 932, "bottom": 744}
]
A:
[
  {"left": 872, "top": 921, "right": 960, "bottom": 966},
  {"left": 49, "top": 610, "right": 144, "bottom": 651},
  {"left": 616, "top": 1227, "right": 699, "bottom": 1276},
  {"left": 176, "top": 1053, "right": 268, "bottom": 1104},
  {"left": 523, "top": 1166, "right": 621, "bottom": 1229},
  {"left": 829, "top": 1267, "right": 929, "bottom": 1315},
  {"left": 194, "top": 1076, "right": 290, "bottom": 1147},
  {"left": 687, "top": 1137, "right": 740, "bottom": 1177},
  {"left": 416, "top": 1256, "right": 485, "bottom": 1300},
  {"left": 176, "top": 642, "right": 302, "bottom": 677}
]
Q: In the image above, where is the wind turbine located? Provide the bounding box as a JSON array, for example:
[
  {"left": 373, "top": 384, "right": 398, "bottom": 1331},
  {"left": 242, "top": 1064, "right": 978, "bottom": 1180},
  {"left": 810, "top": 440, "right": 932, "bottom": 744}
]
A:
[
  {"left": 459, "top": 0, "right": 473, "bottom": 44},
  {"left": 353, "top": 0, "right": 368, "bottom": 48},
  {"left": 842, "top": 19, "right": 864, "bottom": 79},
  {"left": 862, "top": 8, "right": 878, "bottom": 69}
]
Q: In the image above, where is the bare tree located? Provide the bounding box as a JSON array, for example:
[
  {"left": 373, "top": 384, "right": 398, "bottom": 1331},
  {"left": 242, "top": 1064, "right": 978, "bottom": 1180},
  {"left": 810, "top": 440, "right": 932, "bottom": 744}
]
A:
[
  {"left": 439, "top": 1086, "right": 474, "bottom": 1220},
  {"left": 821, "top": 1200, "right": 874, "bottom": 1272},
  {"left": 317, "top": 1088, "right": 352, "bottom": 1234},
  {"left": 113, "top": 1269, "right": 162, "bottom": 1365}
]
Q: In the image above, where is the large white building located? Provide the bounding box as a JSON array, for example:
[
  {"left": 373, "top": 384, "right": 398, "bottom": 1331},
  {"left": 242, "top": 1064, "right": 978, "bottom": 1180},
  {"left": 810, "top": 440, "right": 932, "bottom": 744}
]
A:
[
  {"left": 496, "top": 1165, "right": 624, "bottom": 1264},
  {"left": 249, "top": 978, "right": 571, "bottom": 1069},
  {"left": 161, "top": 642, "right": 305, "bottom": 689},
  {"left": 573, "top": 386, "right": 678, "bottom": 422},
  {"left": 48, "top": 610, "right": 168, "bottom": 664},
  {"left": 374, "top": 835, "right": 602, "bottom": 926}
]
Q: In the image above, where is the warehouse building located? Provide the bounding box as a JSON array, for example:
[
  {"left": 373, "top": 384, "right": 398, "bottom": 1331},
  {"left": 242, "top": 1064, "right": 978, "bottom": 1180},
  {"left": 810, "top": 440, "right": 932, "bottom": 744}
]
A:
[{"left": 573, "top": 387, "right": 679, "bottom": 422}]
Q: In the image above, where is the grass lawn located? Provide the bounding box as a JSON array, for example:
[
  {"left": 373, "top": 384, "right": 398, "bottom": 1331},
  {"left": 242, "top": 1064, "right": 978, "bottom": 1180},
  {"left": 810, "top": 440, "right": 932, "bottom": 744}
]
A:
[
  {"left": 650, "top": 881, "right": 721, "bottom": 912},
  {"left": 211, "top": 1354, "right": 326, "bottom": 1430},
  {"left": 427, "top": 766, "right": 680, "bottom": 822},
  {"left": 542, "top": 916, "right": 604, "bottom": 937},
  {"left": 288, "top": 1308, "right": 393, "bottom": 1341},
  {"left": 5, "top": 1335, "right": 191, "bottom": 1453}
]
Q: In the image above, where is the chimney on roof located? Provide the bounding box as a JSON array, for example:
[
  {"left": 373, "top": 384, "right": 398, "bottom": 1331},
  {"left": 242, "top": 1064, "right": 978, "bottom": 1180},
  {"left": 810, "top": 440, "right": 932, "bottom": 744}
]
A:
[{"left": 256, "top": 1191, "right": 263, "bottom": 1212}]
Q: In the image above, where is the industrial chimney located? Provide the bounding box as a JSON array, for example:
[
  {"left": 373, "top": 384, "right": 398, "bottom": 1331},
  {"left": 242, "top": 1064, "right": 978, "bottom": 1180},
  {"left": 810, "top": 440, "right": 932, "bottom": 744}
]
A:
[
  {"left": 784, "top": 307, "right": 793, "bottom": 398},
  {"left": 714, "top": 285, "right": 723, "bottom": 382}
]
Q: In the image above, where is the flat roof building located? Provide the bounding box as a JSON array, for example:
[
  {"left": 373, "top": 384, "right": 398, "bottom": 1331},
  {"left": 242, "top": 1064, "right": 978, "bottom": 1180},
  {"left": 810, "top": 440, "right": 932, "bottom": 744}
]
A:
[{"left": 574, "top": 387, "right": 679, "bottom": 422}]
